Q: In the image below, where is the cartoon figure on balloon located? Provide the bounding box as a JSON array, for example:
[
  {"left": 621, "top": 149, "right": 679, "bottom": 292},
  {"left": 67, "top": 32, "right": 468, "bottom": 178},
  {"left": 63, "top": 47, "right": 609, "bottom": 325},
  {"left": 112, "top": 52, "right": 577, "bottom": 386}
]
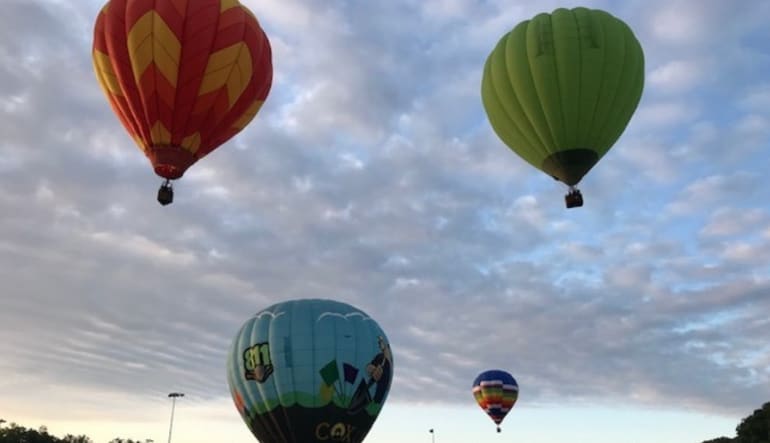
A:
[{"left": 347, "top": 336, "right": 393, "bottom": 415}]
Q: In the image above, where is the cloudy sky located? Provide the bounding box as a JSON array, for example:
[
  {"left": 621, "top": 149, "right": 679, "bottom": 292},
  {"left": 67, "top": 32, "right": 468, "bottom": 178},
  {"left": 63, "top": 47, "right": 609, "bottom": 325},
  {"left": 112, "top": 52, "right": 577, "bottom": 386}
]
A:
[{"left": 1, "top": 0, "right": 769, "bottom": 442}]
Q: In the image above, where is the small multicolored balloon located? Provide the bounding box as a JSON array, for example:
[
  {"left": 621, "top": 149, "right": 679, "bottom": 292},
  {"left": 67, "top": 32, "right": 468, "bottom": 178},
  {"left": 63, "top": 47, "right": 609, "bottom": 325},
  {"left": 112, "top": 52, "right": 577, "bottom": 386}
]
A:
[{"left": 472, "top": 369, "right": 519, "bottom": 432}]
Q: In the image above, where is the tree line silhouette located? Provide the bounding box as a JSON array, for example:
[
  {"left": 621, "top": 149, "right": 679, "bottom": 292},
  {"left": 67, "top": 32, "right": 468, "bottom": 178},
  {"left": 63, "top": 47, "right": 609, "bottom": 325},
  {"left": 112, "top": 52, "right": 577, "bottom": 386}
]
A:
[
  {"left": 0, "top": 400, "right": 767, "bottom": 442},
  {"left": 0, "top": 420, "right": 152, "bottom": 443},
  {"left": 701, "top": 401, "right": 770, "bottom": 443}
]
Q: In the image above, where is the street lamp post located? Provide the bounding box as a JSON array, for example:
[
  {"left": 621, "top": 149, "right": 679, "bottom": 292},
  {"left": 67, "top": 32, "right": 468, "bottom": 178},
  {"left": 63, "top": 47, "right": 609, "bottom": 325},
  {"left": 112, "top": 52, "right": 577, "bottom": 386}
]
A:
[
  {"left": 167, "top": 392, "right": 184, "bottom": 443},
  {"left": 429, "top": 428, "right": 435, "bottom": 443}
]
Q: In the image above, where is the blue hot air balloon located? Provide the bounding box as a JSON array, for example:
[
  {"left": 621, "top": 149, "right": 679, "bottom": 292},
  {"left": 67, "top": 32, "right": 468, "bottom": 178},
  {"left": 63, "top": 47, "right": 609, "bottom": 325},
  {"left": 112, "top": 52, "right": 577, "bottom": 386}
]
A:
[{"left": 227, "top": 299, "right": 394, "bottom": 443}]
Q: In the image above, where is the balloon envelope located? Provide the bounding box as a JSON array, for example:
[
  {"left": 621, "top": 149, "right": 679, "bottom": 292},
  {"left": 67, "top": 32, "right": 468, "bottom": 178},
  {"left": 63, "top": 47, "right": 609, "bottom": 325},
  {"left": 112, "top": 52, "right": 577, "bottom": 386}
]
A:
[
  {"left": 92, "top": 0, "right": 273, "bottom": 180},
  {"left": 472, "top": 369, "right": 519, "bottom": 431},
  {"left": 227, "top": 299, "right": 394, "bottom": 443},
  {"left": 481, "top": 7, "right": 644, "bottom": 188}
]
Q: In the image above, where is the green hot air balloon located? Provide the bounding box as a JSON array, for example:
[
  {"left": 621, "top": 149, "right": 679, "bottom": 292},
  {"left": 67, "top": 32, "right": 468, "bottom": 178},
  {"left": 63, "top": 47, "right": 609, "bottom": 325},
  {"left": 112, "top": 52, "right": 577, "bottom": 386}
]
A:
[
  {"left": 481, "top": 7, "right": 645, "bottom": 208},
  {"left": 227, "top": 299, "right": 394, "bottom": 443}
]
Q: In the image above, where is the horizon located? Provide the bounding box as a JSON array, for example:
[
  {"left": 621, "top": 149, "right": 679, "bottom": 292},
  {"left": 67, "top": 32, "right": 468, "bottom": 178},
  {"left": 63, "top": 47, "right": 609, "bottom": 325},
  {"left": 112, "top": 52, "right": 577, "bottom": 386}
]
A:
[{"left": 1, "top": 0, "right": 769, "bottom": 442}]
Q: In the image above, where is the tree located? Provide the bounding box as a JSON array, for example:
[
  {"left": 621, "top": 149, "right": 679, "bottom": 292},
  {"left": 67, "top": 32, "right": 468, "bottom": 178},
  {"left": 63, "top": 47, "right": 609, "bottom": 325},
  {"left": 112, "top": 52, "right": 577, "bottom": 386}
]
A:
[
  {"left": 703, "top": 401, "right": 770, "bottom": 443},
  {"left": 0, "top": 422, "right": 85, "bottom": 443},
  {"left": 735, "top": 402, "right": 770, "bottom": 443},
  {"left": 62, "top": 435, "right": 93, "bottom": 443},
  {"left": 0, "top": 420, "right": 149, "bottom": 443},
  {"left": 0, "top": 423, "right": 59, "bottom": 443}
]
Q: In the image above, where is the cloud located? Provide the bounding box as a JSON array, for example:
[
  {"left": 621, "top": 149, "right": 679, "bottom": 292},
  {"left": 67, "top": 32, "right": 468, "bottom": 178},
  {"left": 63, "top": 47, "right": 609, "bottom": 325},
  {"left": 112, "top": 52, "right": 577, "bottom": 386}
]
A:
[
  {"left": 666, "top": 172, "right": 761, "bottom": 216},
  {"left": 649, "top": 59, "right": 710, "bottom": 93},
  {"left": 648, "top": 1, "right": 718, "bottom": 46},
  {"left": 700, "top": 208, "right": 769, "bottom": 238},
  {"left": 1, "top": 0, "right": 770, "bottom": 432},
  {"left": 740, "top": 84, "right": 770, "bottom": 110},
  {"left": 633, "top": 100, "right": 698, "bottom": 129}
]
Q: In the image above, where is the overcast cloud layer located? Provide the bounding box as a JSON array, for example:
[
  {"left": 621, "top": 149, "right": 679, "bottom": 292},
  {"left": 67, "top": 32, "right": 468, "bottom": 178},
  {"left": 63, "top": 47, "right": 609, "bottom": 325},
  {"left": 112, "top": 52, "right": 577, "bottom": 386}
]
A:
[{"left": 1, "top": 0, "right": 769, "bottom": 426}]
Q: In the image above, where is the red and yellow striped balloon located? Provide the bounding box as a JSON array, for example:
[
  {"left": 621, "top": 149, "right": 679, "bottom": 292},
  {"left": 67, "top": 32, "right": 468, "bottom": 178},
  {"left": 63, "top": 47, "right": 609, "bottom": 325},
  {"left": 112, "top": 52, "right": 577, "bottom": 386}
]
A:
[{"left": 92, "top": 0, "right": 273, "bottom": 181}]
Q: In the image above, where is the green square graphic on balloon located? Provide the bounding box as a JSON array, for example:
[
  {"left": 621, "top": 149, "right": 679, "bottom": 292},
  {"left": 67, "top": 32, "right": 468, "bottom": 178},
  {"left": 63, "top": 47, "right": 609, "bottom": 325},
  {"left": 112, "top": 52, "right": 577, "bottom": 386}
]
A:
[{"left": 319, "top": 360, "right": 340, "bottom": 386}]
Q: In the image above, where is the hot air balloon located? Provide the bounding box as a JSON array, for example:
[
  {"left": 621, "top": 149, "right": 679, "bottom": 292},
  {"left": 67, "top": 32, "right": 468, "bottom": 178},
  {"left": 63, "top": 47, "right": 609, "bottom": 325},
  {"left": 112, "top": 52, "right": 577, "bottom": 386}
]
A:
[
  {"left": 472, "top": 369, "right": 519, "bottom": 433},
  {"left": 227, "top": 299, "right": 394, "bottom": 443},
  {"left": 92, "top": 0, "right": 273, "bottom": 205},
  {"left": 481, "top": 7, "right": 644, "bottom": 208}
]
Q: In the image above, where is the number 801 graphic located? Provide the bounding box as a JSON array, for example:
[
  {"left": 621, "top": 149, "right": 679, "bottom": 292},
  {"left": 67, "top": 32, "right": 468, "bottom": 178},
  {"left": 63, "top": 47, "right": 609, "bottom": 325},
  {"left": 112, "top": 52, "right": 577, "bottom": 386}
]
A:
[{"left": 243, "top": 342, "right": 274, "bottom": 383}]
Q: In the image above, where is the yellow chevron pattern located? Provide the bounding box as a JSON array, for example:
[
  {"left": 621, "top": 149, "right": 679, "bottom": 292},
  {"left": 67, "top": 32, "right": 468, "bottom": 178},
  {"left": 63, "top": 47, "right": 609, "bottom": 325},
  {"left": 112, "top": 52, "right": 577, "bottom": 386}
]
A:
[
  {"left": 127, "top": 11, "right": 181, "bottom": 87},
  {"left": 220, "top": 0, "right": 240, "bottom": 12},
  {"left": 181, "top": 132, "right": 202, "bottom": 153},
  {"left": 198, "top": 42, "right": 253, "bottom": 108},
  {"left": 92, "top": 50, "right": 122, "bottom": 96},
  {"left": 150, "top": 121, "right": 171, "bottom": 145},
  {"left": 132, "top": 134, "right": 148, "bottom": 153},
  {"left": 232, "top": 99, "right": 264, "bottom": 131}
]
